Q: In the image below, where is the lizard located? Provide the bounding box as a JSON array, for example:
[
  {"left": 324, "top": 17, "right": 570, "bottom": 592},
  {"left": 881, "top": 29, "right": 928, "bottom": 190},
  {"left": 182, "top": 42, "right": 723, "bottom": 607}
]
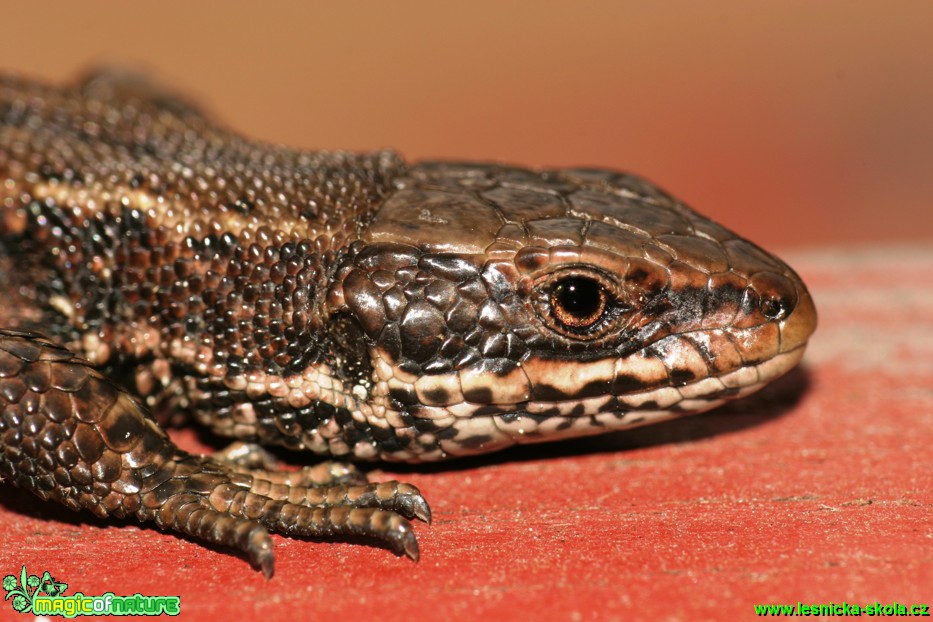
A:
[{"left": 0, "top": 71, "right": 817, "bottom": 577}]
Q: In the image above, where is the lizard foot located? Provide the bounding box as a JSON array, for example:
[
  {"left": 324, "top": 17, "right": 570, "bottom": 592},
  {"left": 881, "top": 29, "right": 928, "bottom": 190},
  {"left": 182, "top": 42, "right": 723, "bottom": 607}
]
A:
[
  {"left": 0, "top": 329, "right": 430, "bottom": 578},
  {"left": 158, "top": 455, "right": 430, "bottom": 578}
]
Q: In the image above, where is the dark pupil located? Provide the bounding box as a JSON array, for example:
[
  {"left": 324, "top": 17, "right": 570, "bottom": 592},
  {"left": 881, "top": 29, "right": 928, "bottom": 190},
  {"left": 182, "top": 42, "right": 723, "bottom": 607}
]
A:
[{"left": 555, "top": 277, "right": 602, "bottom": 319}]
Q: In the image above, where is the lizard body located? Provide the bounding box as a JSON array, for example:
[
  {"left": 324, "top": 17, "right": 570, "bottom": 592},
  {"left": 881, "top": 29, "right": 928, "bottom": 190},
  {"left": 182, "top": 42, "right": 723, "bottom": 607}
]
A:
[{"left": 0, "top": 72, "right": 816, "bottom": 575}]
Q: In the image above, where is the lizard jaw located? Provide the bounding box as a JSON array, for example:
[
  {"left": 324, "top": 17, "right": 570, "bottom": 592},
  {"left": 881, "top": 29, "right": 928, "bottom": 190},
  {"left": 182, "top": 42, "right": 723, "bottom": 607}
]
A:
[{"left": 366, "top": 342, "right": 808, "bottom": 462}]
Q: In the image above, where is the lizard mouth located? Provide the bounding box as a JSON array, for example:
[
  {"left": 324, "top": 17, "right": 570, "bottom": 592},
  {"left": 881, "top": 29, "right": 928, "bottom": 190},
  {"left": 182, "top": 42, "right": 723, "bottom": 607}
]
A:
[{"left": 369, "top": 344, "right": 807, "bottom": 461}]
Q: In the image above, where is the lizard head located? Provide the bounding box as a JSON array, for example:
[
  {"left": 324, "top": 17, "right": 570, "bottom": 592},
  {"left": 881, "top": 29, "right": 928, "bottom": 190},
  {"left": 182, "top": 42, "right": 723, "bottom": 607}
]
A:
[{"left": 327, "top": 163, "right": 817, "bottom": 461}]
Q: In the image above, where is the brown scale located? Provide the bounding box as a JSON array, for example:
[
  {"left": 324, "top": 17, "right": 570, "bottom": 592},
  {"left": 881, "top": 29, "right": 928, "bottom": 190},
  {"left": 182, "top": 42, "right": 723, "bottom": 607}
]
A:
[
  {"left": 0, "top": 72, "right": 817, "bottom": 574},
  {"left": 0, "top": 73, "right": 428, "bottom": 575}
]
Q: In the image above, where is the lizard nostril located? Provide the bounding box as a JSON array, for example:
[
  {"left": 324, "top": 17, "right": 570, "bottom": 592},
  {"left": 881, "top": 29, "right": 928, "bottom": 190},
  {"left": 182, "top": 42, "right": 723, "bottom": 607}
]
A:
[
  {"left": 748, "top": 272, "right": 798, "bottom": 322},
  {"left": 759, "top": 296, "right": 789, "bottom": 321}
]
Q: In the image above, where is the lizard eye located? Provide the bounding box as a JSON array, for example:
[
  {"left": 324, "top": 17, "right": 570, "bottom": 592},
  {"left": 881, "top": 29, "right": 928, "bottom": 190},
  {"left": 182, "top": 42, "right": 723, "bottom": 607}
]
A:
[
  {"left": 550, "top": 276, "right": 607, "bottom": 330},
  {"left": 533, "top": 268, "right": 632, "bottom": 340}
]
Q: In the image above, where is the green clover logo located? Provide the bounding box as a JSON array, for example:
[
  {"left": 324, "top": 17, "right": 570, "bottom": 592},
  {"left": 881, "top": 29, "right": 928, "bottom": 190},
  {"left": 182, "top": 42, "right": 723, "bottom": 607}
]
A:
[{"left": 3, "top": 565, "right": 68, "bottom": 614}]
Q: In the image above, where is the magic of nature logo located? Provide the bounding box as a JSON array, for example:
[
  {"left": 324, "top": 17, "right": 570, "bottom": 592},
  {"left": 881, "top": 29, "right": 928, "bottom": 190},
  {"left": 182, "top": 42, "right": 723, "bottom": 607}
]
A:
[{"left": 3, "top": 565, "right": 180, "bottom": 617}]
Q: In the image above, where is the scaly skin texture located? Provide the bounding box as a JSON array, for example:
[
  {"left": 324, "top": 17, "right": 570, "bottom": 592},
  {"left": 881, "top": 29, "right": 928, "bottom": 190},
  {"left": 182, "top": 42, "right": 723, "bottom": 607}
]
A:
[{"left": 0, "top": 72, "right": 817, "bottom": 576}]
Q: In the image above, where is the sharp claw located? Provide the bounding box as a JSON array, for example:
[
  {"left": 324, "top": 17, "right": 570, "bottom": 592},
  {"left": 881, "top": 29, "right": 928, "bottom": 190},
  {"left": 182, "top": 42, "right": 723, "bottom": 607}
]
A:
[
  {"left": 412, "top": 496, "right": 432, "bottom": 525},
  {"left": 388, "top": 516, "right": 421, "bottom": 562},
  {"left": 395, "top": 483, "right": 432, "bottom": 523},
  {"left": 403, "top": 533, "right": 420, "bottom": 562},
  {"left": 260, "top": 555, "right": 275, "bottom": 580},
  {"left": 249, "top": 529, "right": 275, "bottom": 579}
]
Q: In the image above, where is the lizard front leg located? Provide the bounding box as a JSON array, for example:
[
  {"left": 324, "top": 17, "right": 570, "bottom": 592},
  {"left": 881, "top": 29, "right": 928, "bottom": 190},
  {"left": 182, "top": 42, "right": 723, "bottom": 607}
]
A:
[{"left": 0, "top": 329, "right": 430, "bottom": 577}]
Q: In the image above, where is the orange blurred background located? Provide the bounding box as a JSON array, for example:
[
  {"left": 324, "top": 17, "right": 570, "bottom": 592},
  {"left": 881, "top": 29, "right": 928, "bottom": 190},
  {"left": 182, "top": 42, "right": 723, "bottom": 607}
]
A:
[{"left": 3, "top": 1, "right": 931, "bottom": 250}]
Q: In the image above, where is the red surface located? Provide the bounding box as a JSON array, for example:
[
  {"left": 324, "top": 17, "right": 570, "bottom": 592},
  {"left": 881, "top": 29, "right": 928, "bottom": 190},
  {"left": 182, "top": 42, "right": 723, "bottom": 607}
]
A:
[
  {"left": 1, "top": 3, "right": 932, "bottom": 619},
  {"left": 2, "top": 245, "right": 931, "bottom": 620}
]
